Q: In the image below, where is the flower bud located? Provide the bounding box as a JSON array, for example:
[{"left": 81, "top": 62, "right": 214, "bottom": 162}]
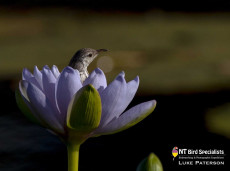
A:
[
  {"left": 137, "top": 153, "right": 163, "bottom": 171},
  {"left": 67, "top": 84, "right": 102, "bottom": 143}
]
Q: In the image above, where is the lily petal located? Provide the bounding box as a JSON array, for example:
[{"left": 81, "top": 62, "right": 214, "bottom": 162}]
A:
[
  {"left": 42, "top": 66, "right": 57, "bottom": 106},
  {"left": 113, "top": 76, "right": 139, "bottom": 119},
  {"left": 83, "top": 68, "right": 107, "bottom": 93},
  {"left": 99, "top": 72, "right": 127, "bottom": 127},
  {"left": 18, "top": 81, "right": 45, "bottom": 125},
  {"left": 21, "top": 80, "right": 64, "bottom": 134},
  {"left": 99, "top": 73, "right": 140, "bottom": 127},
  {"left": 22, "top": 68, "right": 40, "bottom": 89},
  {"left": 93, "top": 100, "right": 156, "bottom": 135},
  {"left": 16, "top": 87, "right": 42, "bottom": 124},
  {"left": 126, "top": 76, "right": 139, "bottom": 101},
  {"left": 22, "top": 68, "right": 33, "bottom": 80},
  {"left": 33, "top": 66, "right": 43, "bottom": 90},
  {"left": 19, "top": 80, "right": 30, "bottom": 101},
  {"left": 55, "top": 66, "right": 82, "bottom": 123},
  {"left": 51, "top": 65, "right": 60, "bottom": 78}
]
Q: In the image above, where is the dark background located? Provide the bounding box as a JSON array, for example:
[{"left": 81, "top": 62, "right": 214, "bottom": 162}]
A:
[
  {"left": 0, "top": 1, "right": 230, "bottom": 171},
  {"left": 1, "top": 0, "right": 230, "bottom": 11}
]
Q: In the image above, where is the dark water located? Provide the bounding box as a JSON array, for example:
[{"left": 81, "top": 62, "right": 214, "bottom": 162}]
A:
[{"left": 0, "top": 80, "right": 229, "bottom": 171}]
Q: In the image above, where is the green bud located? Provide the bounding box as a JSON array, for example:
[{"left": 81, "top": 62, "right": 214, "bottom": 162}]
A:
[
  {"left": 137, "top": 153, "right": 163, "bottom": 171},
  {"left": 67, "top": 84, "right": 102, "bottom": 137}
]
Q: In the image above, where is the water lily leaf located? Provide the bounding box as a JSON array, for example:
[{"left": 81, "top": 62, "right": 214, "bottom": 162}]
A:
[
  {"left": 67, "top": 84, "right": 101, "bottom": 132},
  {"left": 137, "top": 153, "right": 163, "bottom": 171},
  {"left": 15, "top": 89, "right": 39, "bottom": 124}
]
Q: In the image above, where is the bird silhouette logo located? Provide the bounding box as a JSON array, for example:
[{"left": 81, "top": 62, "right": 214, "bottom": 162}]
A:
[{"left": 172, "top": 147, "right": 178, "bottom": 161}]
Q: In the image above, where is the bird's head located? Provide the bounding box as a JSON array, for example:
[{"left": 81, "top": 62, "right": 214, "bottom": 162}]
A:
[{"left": 74, "top": 48, "right": 107, "bottom": 66}]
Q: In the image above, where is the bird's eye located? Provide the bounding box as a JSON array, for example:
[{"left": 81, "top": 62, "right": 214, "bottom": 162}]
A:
[{"left": 88, "top": 53, "right": 93, "bottom": 57}]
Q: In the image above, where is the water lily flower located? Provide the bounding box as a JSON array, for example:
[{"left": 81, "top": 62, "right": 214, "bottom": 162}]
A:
[{"left": 16, "top": 65, "right": 156, "bottom": 171}]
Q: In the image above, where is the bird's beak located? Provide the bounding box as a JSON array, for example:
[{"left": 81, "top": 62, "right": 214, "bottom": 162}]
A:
[{"left": 96, "top": 49, "right": 108, "bottom": 53}]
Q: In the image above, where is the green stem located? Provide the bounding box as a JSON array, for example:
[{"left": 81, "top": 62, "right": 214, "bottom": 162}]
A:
[{"left": 67, "top": 143, "right": 80, "bottom": 171}]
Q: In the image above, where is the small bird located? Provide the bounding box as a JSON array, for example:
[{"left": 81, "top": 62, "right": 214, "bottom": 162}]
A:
[{"left": 69, "top": 48, "right": 108, "bottom": 82}]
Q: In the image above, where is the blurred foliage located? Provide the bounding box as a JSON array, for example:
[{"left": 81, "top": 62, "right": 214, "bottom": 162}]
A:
[
  {"left": 0, "top": 9, "right": 230, "bottom": 94},
  {"left": 206, "top": 103, "right": 230, "bottom": 139}
]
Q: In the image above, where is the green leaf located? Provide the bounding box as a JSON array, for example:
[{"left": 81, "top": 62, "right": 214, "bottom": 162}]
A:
[
  {"left": 137, "top": 153, "right": 163, "bottom": 171},
  {"left": 15, "top": 88, "right": 39, "bottom": 124},
  {"left": 67, "top": 84, "right": 102, "bottom": 133}
]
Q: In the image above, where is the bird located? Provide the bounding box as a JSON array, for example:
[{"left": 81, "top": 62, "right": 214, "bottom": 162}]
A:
[{"left": 68, "top": 48, "right": 108, "bottom": 82}]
